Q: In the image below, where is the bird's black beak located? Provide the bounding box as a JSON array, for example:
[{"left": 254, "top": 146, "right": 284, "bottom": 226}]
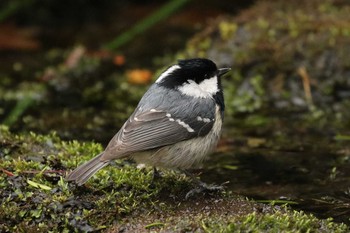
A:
[{"left": 217, "top": 68, "right": 231, "bottom": 77}]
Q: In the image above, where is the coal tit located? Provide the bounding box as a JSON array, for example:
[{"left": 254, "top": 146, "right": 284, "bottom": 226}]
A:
[{"left": 67, "top": 58, "right": 230, "bottom": 186}]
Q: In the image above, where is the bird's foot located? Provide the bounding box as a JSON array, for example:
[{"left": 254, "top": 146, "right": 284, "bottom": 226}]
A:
[
  {"left": 152, "top": 167, "right": 162, "bottom": 181},
  {"left": 150, "top": 167, "right": 163, "bottom": 188},
  {"left": 185, "top": 181, "right": 228, "bottom": 200}
]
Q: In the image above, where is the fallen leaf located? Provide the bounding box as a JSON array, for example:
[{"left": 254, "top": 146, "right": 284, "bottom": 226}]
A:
[
  {"left": 27, "top": 179, "right": 52, "bottom": 191},
  {"left": 64, "top": 46, "right": 86, "bottom": 69},
  {"left": 126, "top": 69, "right": 152, "bottom": 85},
  {"left": 113, "top": 54, "right": 126, "bottom": 66}
]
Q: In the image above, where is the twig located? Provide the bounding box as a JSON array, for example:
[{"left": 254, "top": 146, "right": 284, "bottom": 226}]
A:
[
  {"left": 1, "top": 168, "right": 15, "bottom": 176},
  {"left": 297, "top": 66, "right": 313, "bottom": 106}
]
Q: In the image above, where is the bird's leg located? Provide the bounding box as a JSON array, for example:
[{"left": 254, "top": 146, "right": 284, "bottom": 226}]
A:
[
  {"left": 149, "top": 167, "right": 162, "bottom": 188},
  {"left": 152, "top": 167, "right": 162, "bottom": 181},
  {"left": 181, "top": 170, "right": 226, "bottom": 199}
]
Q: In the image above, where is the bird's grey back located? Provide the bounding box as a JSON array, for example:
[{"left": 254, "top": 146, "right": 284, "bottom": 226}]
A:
[
  {"left": 101, "top": 84, "right": 217, "bottom": 161},
  {"left": 139, "top": 84, "right": 216, "bottom": 127}
]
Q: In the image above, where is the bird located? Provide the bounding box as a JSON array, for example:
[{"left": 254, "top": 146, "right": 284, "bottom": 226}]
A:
[{"left": 66, "top": 58, "right": 230, "bottom": 196}]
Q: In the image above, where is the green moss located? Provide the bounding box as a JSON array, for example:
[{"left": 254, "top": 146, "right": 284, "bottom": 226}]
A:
[
  {"left": 0, "top": 126, "right": 188, "bottom": 231},
  {"left": 0, "top": 126, "right": 348, "bottom": 232},
  {"left": 203, "top": 211, "right": 349, "bottom": 233}
]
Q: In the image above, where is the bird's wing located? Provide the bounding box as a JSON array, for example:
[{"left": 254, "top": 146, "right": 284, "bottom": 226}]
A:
[{"left": 101, "top": 107, "right": 215, "bottom": 161}]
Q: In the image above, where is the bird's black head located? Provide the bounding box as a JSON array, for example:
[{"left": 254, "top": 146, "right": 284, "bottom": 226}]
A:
[
  {"left": 155, "top": 58, "right": 230, "bottom": 114},
  {"left": 156, "top": 58, "right": 220, "bottom": 89},
  {"left": 156, "top": 58, "right": 230, "bottom": 91}
]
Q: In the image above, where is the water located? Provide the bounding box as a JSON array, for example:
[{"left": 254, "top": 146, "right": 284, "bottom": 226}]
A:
[{"left": 201, "top": 116, "right": 350, "bottom": 224}]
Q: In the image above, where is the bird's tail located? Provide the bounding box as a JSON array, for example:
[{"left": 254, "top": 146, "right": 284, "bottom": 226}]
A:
[{"left": 66, "top": 152, "right": 109, "bottom": 185}]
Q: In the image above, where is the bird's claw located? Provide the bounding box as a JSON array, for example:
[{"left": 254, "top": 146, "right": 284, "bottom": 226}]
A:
[{"left": 185, "top": 181, "right": 228, "bottom": 199}]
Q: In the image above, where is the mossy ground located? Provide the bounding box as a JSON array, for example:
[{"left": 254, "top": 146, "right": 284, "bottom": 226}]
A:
[
  {"left": 1, "top": 126, "right": 348, "bottom": 232},
  {"left": 1, "top": 0, "right": 350, "bottom": 232}
]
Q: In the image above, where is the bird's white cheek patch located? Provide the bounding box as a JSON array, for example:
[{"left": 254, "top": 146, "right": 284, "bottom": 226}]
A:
[
  {"left": 177, "top": 76, "right": 219, "bottom": 98},
  {"left": 198, "top": 76, "right": 219, "bottom": 95},
  {"left": 178, "top": 80, "right": 208, "bottom": 98}
]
